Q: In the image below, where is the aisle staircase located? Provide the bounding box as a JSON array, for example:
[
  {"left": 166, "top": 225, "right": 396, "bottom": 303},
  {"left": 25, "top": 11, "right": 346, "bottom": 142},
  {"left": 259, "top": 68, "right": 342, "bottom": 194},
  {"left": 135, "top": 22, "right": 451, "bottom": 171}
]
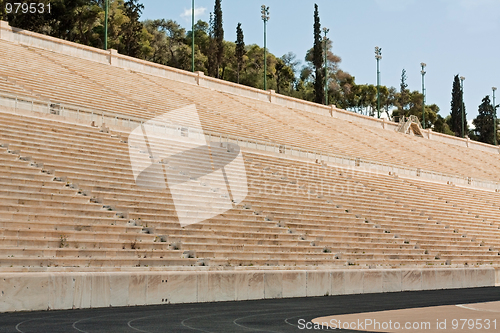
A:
[{"left": 396, "top": 115, "right": 423, "bottom": 137}]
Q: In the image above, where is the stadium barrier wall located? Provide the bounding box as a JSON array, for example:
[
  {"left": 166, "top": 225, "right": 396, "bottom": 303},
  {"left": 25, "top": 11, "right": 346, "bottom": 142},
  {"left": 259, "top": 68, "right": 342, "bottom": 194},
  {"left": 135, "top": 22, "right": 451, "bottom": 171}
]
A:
[
  {"left": 0, "top": 267, "right": 496, "bottom": 312},
  {"left": 1, "top": 20, "right": 499, "bottom": 154}
]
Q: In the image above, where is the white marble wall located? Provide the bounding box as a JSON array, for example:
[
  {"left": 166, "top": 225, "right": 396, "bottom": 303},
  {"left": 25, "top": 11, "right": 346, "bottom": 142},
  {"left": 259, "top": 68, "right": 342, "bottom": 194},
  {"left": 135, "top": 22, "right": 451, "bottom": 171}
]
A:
[{"left": 0, "top": 268, "right": 497, "bottom": 312}]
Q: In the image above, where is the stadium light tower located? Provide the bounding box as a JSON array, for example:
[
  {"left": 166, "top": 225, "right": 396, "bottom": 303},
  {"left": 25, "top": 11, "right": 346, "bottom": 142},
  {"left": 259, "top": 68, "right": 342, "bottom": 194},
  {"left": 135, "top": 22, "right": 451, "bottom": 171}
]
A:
[
  {"left": 421, "top": 63, "right": 426, "bottom": 129},
  {"left": 261, "top": 5, "right": 270, "bottom": 91},
  {"left": 323, "top": 27, "right": 329, "bottom": 105},
  {"left": 104, "top": 0, "right": 109, "bottom": 50},
  {"left": 192, "top": 0, "right": 195, "bottom": 72},
  {"left": 493, "top": 87, "right": 497, "bottom": 145},
  {"left": 460, "top": 76, "right": 465, "bottom": 138},
  {"left": 375, "top": 47, "right": 382, "bottom": 118}
]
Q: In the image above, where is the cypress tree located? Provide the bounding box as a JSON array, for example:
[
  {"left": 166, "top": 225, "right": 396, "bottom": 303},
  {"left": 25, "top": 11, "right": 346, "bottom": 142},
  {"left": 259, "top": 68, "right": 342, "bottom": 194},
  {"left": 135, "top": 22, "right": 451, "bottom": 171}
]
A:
[
  {"left": 472, "top": 96, "right": 495, "bottom": 144},
  {"left": 450, "top": 75, "right": 467, "bottom": 137},
  {"left": 399, "top": 69, "right": 408, "bottom": 117},
  {"left": 207, "top": 12, "right": 217, "bottom": 77},
  {"left": 312, "top": 4, "right": 324, "bottom": 104},
  {"left": 213, "top": 0, "right": 224, "bottom": 79},
  {"left": 235, "top": 23, "right": 245, "bottom": 84}
]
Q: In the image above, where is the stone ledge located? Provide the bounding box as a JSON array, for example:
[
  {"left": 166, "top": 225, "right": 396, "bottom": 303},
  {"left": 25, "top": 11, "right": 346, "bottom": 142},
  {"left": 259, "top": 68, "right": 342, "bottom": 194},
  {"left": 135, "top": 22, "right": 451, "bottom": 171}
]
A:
[{"left": 0, "top": 268, "right": 496, "bottom": 312}]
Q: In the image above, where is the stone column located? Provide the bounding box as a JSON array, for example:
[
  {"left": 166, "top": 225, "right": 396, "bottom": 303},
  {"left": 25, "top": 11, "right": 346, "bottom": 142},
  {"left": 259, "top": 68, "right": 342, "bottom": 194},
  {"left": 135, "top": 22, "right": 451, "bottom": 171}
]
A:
[
  {"left": 269, "top": 90, "right": 275, "bottom": 103},
  {"left": 108, "top": 49, "right": 118, "bottom": 66},
  {"left": 196, "top": 71, "right": 205, "bottom": 86},
  {"left": 0, "top": 20, "right": 11, "bottom": 40},
  {"left": 330, "top": 105, "right": 337, "bottom": 118}
]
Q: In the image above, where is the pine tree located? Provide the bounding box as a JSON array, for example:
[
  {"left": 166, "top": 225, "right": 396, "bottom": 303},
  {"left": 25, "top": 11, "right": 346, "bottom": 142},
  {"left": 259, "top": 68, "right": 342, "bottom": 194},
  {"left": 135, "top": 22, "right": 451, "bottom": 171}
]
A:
[
  {"left": 235, "top": 23, "right": 245, "bottom": 84},
  {"left": 213, "top": 0, "right": 224, "bottom": 79},
  {"left": 450, "top": 75, "right": 467, "bottom": 137},
  {"left": 312, "top": 4, "right": 324, "bottom": 104},
  {"left": 472, "top": 96, "right": 495, "bottom": 144}
]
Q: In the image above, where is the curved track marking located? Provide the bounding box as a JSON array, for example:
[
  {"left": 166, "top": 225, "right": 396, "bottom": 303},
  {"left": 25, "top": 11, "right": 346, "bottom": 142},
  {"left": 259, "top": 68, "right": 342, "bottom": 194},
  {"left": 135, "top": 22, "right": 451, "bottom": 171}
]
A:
[
  {"left": 15, "top": 318, "right": 34, "bottom": 333},
  {"left": 128, "top": 307, "right": 220, "bottom": 333},
  {"left": 233, "top": 308, "right": 309, "bottom": 333},
  {"left": 72, "top": 314, "right": 119, "bottom": 333},
  {"left": 71, "top": 319, "right": 89, "bottom": 333},
  {"left": 284, "top": 314, "right": 304, "bottom": 327},
  {"left": 180, "top": 314, "right": 218, "bottom": 333},
  {"left": 15, "top": 316, "right": 57, "bottom": 333},
  {"left": 456, "top": 304, "right": 500, "bottom": 313},
  {"left": 283, "top": 309, "right": 332, "bottom": 329},
  {"left": 127, "top": 315, "right": 158, "bottom": 333},
  {"left": 232, "top": 309, "right": 282, "bottom": 333}
]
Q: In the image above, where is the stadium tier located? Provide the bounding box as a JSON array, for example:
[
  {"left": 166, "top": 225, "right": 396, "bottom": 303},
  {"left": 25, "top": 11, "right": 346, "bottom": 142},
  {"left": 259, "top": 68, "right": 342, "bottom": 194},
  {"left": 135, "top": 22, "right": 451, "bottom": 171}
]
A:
[
  {"left": 2, "top": 37, "right": 500, "bottom": 181},
  {"left": 0, "top": 21, "right": 498, "bottom": 310}
]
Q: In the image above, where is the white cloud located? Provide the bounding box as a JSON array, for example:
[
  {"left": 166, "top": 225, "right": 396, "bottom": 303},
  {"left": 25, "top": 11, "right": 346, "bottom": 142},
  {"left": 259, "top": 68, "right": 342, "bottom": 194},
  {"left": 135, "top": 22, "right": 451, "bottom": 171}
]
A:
[
  {"left": 375, "top": 0, "right": 416, "bottom": 12},
  {"left": 468, "top": 119, "right": 475, "bottom": 130},
  {"left": 180, "top": 6, "right": 207, "bottom": 19}
]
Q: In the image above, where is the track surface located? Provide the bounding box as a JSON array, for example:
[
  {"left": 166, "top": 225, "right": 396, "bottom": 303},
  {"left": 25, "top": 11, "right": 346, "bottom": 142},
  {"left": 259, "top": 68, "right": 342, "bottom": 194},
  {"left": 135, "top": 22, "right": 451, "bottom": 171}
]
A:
[{"left": 0, "top": 287, "right": 498, "bottom": 333}]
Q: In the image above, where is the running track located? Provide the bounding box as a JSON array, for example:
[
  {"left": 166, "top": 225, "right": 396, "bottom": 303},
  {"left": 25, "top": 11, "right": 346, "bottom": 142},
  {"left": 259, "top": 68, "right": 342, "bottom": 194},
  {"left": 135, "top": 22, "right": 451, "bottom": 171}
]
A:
[{"left": 0, "top": 287, "right": 498, "bottom": 333}]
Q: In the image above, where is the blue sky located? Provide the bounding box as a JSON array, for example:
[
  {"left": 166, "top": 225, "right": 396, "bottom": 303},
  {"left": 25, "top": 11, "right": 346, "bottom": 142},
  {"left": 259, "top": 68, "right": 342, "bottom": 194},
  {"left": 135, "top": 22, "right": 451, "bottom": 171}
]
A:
[{"left": 142, "top": 0, "right": 500, "bottom": 120}]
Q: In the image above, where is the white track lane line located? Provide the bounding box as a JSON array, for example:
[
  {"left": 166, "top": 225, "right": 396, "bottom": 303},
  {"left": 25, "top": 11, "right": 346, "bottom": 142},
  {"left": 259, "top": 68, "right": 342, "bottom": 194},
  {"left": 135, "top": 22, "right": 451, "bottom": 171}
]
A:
[
  {"left": 15, "top": 316, "right": 58, "bottom": 333},
  {"left": 232, "top": 309, "right": 284, "bottom": 333},
  {"left": 456, "top": 304, "right": 500, "bottom": 313},
  {"left": 127, "top": 316, "right": 151, "bottom": 333},
  {"left": 180, "top": 313, "right": 218, "bottom": 333},
  {"left": 72, "top": 314, "right": 121, "bottom": 333},
  {"left": 127, "top": 315, "right": 158, "bottom": 333}
]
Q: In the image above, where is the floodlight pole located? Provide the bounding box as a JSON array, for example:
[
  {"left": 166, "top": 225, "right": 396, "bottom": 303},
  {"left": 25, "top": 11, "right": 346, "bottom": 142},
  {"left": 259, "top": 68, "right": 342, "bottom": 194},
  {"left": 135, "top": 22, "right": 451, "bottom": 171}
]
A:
[
  {"left": 323, "top": 27, "right": 329, "bottom": 105},
  {"left": 261, "top": 5, "right": 270, "bottom": 91},
  {"left": 104, "top": 0, "right": 109, "bottom": 50},
  {"left": 460, "top": 76, "right": 465, "bottom": 138},
  {"left": 192, "top": 0, "right": 195, "bottom": 72},
  {"left": 375, "top": 47, "right": 382, "bottom": 118},
  {"left": 421, "top": 63, "right": 426, "bottom": 129},
  {"left": 493, "top": 87, "right": 497, "bottom": 145}
]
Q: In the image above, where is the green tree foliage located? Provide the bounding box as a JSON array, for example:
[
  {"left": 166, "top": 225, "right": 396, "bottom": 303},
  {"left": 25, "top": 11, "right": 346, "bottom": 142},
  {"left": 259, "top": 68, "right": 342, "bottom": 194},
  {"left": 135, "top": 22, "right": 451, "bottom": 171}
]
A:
[
  {"left": 273, "top": 58, "right": 295, "bottom": 94},
  {"left": 3, "top": 0, "right": 151, "bottom": 57},
  {"left": 471, "top": 95, "right": 495, "bottom": 144},
  {"left": 143, "top": 19, "right": 170, "bottom": 65},
  {"left": 397, "top": 69, "right": 409, "bottom": 117},
  {"left": 0, "top": 0, "right": 5, "bottom": 20},
  {"left": 4, "top": 0, "right": 102, "bottom": 44},
  {"left": 450, "top": 75, "right": 468, "bottom": 137},
  {"left": 3, "top": 0, "right": 454, "bottom": 131},
  {"left": 235, "top": 22, "right": 245, "bottom": 84},
  {"left": 300, "top": 38, "right": 352, "bottom": 107},
  {"left": 280, "top": 52, "right": 300, "bottom": 94},
  {"left": 312, "top": 4, "right": 324, "bottom": 104},
  {"left": 392, "top": 89, "right": 440, "bottom": 130},
  {"left": 206, "top": 12, "right": 217, "bottom": 77},
  {"left": 347, "top": 84, "right": 377, "bottom": 115},
  {"left": 433, "top": 115, "right": 455, "bottom": 135},
  {"left": 119, "top": 0, "right": 148, "bottom": 58},
  {"left": 213, "top": 0, "right": 224, "bottom": 78},
  {"left": 383, "top": 86, "right": 397, "bottom": 120}
]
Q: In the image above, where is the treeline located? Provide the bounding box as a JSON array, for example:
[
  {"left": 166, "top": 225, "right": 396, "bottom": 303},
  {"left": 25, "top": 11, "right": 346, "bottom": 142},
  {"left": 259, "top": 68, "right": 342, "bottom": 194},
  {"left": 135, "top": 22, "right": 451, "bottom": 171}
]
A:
[{"left": 1, "top": 0, "right": 497, "bottom": 142}]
